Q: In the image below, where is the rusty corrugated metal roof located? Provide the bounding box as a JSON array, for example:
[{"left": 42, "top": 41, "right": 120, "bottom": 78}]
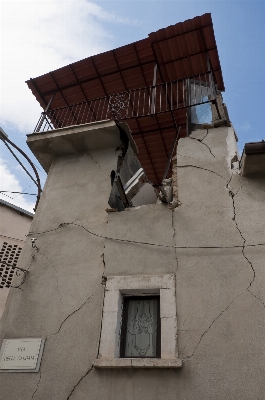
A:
[{"left": 26, "top": 13, "right": 224, "bottom": 186}]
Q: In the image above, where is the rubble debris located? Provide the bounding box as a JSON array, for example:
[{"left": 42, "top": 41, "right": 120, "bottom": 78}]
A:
[
  {"left": 231, "top": 153, "right": 239, "bottom": 169},
  {"left": 170, "top": 156, "right": 179, "bottom": 209},
  {"left": 160, "top": 178, "right": 173, "bottom": 203},
  {"left": 105, "top": 208, "right": 118, "bottom": 213}
]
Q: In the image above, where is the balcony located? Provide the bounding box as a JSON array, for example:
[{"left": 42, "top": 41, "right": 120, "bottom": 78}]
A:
[{"left": 34, "top": 71, "right": 218, "bottom": 134}]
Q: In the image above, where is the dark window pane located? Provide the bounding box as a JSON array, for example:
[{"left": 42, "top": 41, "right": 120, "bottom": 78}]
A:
[
  {"left": 121, "top": 296, "right": 160, "bottom": 358},
  {"left": 190, "top": 80, "right": 213, "bottom": 124}
]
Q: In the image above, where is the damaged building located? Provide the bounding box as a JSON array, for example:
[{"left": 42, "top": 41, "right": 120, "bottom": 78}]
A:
[{"left": 0, "top": 13, "right": 264, "bottom": 400}]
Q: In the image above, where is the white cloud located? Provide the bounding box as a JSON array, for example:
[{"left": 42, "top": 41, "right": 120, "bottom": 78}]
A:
[
  {"left": 239, "top": 122, "right": 250, "bottom": 132},
  {"left": 0, "top": 158, "right": 35, "bottom": 212},
  {"left": 0, "top": 0, "right": 136, "bottom": 133}
]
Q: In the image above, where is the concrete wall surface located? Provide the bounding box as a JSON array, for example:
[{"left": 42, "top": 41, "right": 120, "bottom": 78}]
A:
[{"left": 0, "top": 126, "right": 264, "bottom": 399}]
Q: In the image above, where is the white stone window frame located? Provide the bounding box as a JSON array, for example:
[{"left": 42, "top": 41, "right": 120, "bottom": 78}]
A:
[{"left": 94, "top": 274, "right": 182, "bottom": 368}]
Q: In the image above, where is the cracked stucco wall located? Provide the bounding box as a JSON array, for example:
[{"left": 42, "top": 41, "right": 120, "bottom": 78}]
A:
[
  {"left": 0, "top": 126, "right": 264, "bottom": 399},
  {"left": 174, "top": 127, "right": 265, "bottom": 399}
]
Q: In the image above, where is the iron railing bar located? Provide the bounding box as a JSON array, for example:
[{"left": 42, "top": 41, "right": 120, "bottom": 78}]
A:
[
  {"left": 132, "top": 90, "right": 136, "bottom": 117},
  {"left": 93, "top": 99, "right": 98, "bottom": 122},
  {"left": 45, "top": 115, "right": 53, "bottom": 131},
  {"left": 127, "top": 92, "right": 131, "bottom": 118},
  {"left": 136, "top": 89, "right": 140, "bottom": 117},
  {"left": 202, "top": 72, "right": 208, "bottom": 100},
  {"left": 100, "top": 97, "right": 105, "bottom": 120},
  {"left": 69, "top": 105, "right": 75, "bottom": 126},
  {"left": 100, "top": 97, "right": 106, "bottom": 121},
  {"left": 142, "top": 88, "right": 146, "bottom": 116},
  {"left": 80, "top": 104, "right": 87, "bottom": 124},
  {"left": 166, "top": 83, "right": 168, "bottom": 111},
  {"left": 192, "top": 76, "right": 195, "bottom": 104},
  {"left": 90, "top": 100, "right": 95, "bottom": 122},
  {"left": 75, "top": 102, "right": 83, "bottom": 122},
  {"left": 95, "top": 98, "right": 102, "bottom": 120},
  {"left": 60, "top": 107, "right": 68, "bottom": 127},
  {"left": 34, "top": 114, "right": 43, "bottom": 133},
  {"left": 183, "top": 80, "right": 185, "bottom": 107},
  {"left": 75, "top": 104, "right": 81, "bottom": 123},
  {"left": 71, "top": 105, "right": 77, "bottom": 126},
  {"left": 84, "top": 102, "right": 89, "bottom": 124},
  {"left": 148, "top": 86, "right": 151, "bottom": 114},
  {"left": 49, "top": 110, "right": 54, "bottom": 129},
  {"left": 170, "top": 82, "right": 172, "bottom": 111},
  {"left": 99, "top": 98, "right": 103, "bottom": 120},
  {"left": 199, "top": 74, "right": 202, "bottom": 103},
  {"left": 46, "top": 111, "right": 52, "bottom": 130},
  {"left": 92, "top": 100, "right": 97, "bottom": 122},
  {"left": 86, "top": 101, "right": 92, "bottom": 123},
  {"left": 65, "top": 108, "right": 73, "bottom": 127},
  {"left": 70, "top": 106, "right": 77, "bottom": 126},
  {"left": 159, "top": 84, "right": 161, "bottom": 112},
  {"left": 80, "top": 102, "right": 86, "bottom": 124},
  {"left": 43, "top": 119, "right": 48, "bottom": 131},
  {"left": 151, "top": 84, "right": 156, "bottom": 115},
  {"left": 55, "top": 110, "right": 60, "bottom": 129},
  {"left": 176, "top": 80, "right": 178, "bottom": 108}
]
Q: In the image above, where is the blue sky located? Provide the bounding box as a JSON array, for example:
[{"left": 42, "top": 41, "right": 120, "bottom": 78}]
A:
[{"left": 0, "top": 0, "right": 264, "bottom": 212}]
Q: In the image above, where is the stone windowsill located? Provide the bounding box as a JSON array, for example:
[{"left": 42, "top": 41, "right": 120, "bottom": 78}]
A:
[{"left": 94, "top": 358, "right": 182, "bottom": 368}]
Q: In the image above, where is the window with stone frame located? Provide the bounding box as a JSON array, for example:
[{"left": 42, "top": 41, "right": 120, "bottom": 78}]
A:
[{"left": 94, "top": 274, "right": 182, "bottom": 369}]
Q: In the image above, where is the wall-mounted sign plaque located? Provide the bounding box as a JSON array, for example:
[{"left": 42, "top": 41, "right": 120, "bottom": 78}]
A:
[{"left": 0, "top": 339, "right": 45, "bottom": 372}]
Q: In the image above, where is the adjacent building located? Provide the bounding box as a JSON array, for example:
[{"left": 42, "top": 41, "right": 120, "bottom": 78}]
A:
[{"left": 0, "top": 199, "right": 33, "bottom": 318}]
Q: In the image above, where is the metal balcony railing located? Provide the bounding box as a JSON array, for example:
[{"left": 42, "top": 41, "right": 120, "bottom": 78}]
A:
[{"left": 34, "top": 71, "right": 217, "bottom": 133}]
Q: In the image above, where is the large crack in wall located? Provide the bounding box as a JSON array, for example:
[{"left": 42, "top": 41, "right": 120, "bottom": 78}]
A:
[
  {"left": 66, "top": 366, "right": 94, "bottom": 400},
  {"left": 227, "top": 175, "right": 265, "bottom": 309},
  {"left": 189, "top": 130, "right": 216, "bottom": 158}
]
